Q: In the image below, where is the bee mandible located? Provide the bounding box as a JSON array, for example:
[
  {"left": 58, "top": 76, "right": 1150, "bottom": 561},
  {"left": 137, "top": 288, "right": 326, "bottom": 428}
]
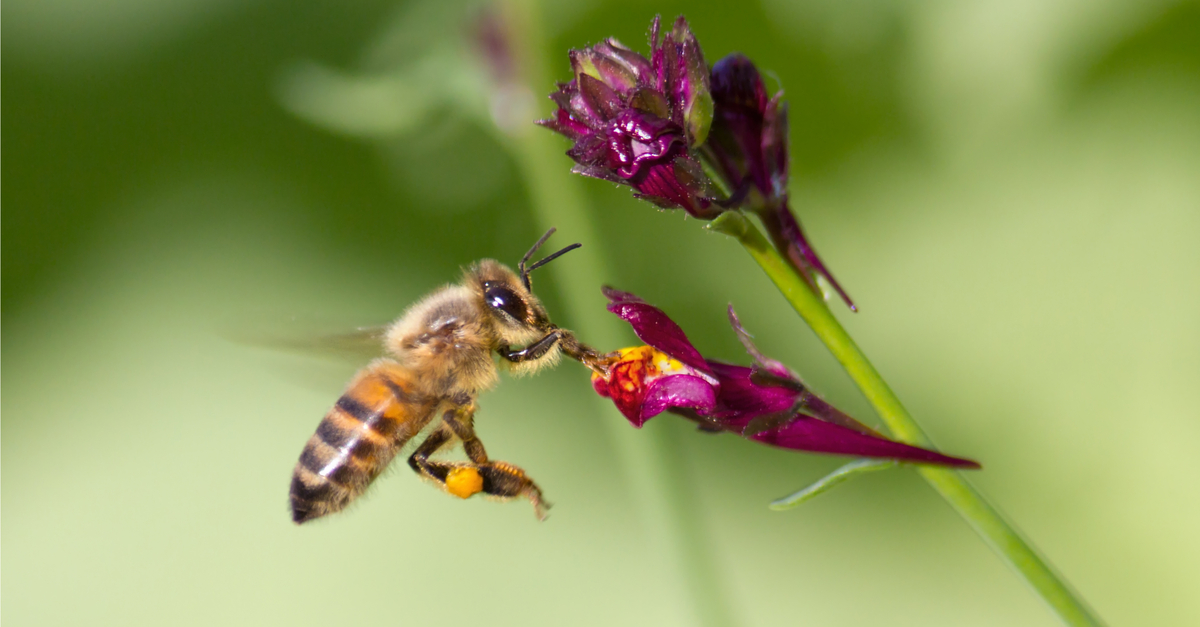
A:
[{"left": 289, "top": 229, "right": 607, "bottom": 523}]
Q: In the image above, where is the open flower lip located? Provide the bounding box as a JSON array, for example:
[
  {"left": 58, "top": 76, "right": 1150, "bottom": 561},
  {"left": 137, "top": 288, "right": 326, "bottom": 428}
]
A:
[{"left": 593, "top": 289, "right": 981, "bottom": 469}]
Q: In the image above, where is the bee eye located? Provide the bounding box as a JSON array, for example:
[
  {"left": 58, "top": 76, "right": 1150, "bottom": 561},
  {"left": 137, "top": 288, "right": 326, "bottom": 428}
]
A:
[{"left": 484, "top": 283, "right": 528, "bottom": 322}]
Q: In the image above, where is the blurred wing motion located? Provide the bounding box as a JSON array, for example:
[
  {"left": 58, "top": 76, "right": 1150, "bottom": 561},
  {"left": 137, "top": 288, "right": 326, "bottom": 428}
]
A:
[{"left": 223, "top": 319, "right": 388, "bottom": 365}]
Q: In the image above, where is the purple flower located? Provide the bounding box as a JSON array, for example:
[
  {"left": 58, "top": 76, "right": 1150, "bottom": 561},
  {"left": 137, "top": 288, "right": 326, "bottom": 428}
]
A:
[
  {"left": 537, "top": 16, "right": 720, "bottom": 218},
  {"left": 705, "top": 54, "right": 857, "bottom": 310},
  {"left": 540, "top": 17, "right": 856, "bottom": 310},
  {"left": 591, "top": 288, "right": 980, "bottom": 468}
]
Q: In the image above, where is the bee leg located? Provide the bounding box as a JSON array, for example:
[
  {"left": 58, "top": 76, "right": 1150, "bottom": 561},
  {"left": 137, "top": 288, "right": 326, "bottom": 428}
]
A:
[
  {"left": 407, "top": 426, "right": 456, "bottom": 486},
  {"left": 497, "top": 331, "right": 560, "bottom": 363},
  {"left": 478, "top": 462, "right": 551, "bottom": 521},
  {"left": 556, "top": 329, "right": 611, "bottom": 370},
  {"left": 442, "top": 403, "right": 551, "bottom": 520},
  {"left": 406, "top": 408, "right": 549, "bottom": 520}
]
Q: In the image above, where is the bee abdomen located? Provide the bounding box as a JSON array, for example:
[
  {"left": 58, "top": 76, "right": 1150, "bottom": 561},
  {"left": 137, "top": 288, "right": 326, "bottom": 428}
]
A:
[{"left": 290, "top": 361, "right": 433, "bottom": 524}]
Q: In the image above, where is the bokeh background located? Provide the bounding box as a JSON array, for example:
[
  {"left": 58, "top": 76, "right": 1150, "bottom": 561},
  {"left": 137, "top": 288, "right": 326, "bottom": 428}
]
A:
[{"left": 5, "top": 0, "right": 1199, "bottom": 625}]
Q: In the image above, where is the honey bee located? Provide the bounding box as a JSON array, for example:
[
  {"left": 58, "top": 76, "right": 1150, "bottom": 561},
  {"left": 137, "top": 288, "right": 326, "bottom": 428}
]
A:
[{"left": 289, "top": 229, "right": 605, "bottom": 524}]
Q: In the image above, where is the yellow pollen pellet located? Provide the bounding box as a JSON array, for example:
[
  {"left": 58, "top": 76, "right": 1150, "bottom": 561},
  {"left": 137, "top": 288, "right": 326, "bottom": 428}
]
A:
[{"left": 446, "top": 467, "right": 483, "bottom": 499}]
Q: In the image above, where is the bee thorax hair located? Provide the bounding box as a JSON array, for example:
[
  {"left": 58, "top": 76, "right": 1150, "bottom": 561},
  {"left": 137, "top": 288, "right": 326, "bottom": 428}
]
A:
[{"left": 384, "top": 285, "right": 499, "bottom": 396}]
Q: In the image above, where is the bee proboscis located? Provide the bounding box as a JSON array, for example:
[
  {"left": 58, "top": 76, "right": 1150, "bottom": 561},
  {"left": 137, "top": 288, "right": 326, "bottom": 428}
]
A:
[{"left": 289, "top": 229, "right": 606, "bottom": 523}]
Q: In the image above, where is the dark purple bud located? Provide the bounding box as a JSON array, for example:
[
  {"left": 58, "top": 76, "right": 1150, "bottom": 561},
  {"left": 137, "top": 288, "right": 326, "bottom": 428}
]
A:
[
  {"left": 708, "top": 53, "right": 771, "bottom": 195},
  {"left": 706, "top": 52, "right": 857, "bottom": 310}
]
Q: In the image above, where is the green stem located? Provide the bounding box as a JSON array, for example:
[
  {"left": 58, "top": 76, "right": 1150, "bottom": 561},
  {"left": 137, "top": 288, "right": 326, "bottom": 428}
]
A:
[
  {"left": 498, "top": 3, "right": 734, "bottom": 626},
  {"left": 709, "top": 212, "right": 1104, "bottom": 627}
]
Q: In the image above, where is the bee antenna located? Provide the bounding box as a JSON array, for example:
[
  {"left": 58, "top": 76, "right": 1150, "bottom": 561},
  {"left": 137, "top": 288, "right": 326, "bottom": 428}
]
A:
[
  {"left": 520, "top": 228, "right": 556, "bottom": 283},
  {"left": 519, "top": 228, "right": 581, "bottom": 290}
]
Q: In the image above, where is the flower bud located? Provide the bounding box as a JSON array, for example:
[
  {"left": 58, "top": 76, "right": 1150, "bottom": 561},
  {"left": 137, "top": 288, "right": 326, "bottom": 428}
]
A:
[{"left": 538, "top": 16, "right": 719, "bottom": 218}]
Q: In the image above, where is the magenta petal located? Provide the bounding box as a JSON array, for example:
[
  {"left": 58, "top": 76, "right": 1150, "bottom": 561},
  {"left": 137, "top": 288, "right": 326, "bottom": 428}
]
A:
[
  {"left": 705, "top": 360, "right": 798, "bottom": 427},
  {"left": 601, "top": 289, "right": 710, "bottom": 372},
  {"left": 771, "top": 204, "right": 857, "bottom": 311},
  {"left": 637, "top": 374, "right": 717, "bottom": 427},
  {"left": 751, "top": 418, "right": 981, "bottom": 468}
]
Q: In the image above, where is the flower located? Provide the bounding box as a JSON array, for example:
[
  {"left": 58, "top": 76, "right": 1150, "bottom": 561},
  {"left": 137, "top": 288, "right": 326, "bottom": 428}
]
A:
[
  {"left": 705, "top": 54, "right": 856, "bottom": 310},
  {"left": 591, "top": 288, "right": 980, "bottom": 468},
  {"left": 540, "top": 17, "right": 855, "bottom": 310},
  {"left": 537, "top": 16, "right": 721, "bottom": 218}
]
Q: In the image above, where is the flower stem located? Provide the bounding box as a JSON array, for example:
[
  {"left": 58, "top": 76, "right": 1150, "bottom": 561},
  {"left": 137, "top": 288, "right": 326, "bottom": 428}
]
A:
[
  {"left": 708, "top": 211, "right": 1104, "bottom": 627},
  {"left": 498, "top": 2, "right": 735, "bottom": 625}
]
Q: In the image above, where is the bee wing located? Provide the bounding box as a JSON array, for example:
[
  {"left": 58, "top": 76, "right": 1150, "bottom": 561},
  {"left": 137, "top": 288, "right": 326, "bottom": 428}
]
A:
[{"left": 223, "top": 319, "right": 389, "bottom": 364}]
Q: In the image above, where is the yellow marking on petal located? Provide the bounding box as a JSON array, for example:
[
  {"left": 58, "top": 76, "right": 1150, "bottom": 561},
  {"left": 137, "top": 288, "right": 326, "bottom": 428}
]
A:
[
  {"left": 446, "top": 467, "right": 483, "bottom": 499},
  {"left": 655, "top": 354, "right": 687, "bottom": 374}
]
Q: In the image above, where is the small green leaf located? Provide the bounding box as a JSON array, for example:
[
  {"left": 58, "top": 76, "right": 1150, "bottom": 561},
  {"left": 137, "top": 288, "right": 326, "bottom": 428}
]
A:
[
  {"left": 706, "top": 210, "right": 750, "bottom": 238},
  {"left": 769, "top": 458, "right": 897, "bottom": 510}
]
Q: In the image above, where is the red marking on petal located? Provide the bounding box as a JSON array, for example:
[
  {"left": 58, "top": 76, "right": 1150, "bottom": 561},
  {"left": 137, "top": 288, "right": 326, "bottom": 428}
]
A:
[{"left": 602, "top": 352, "right": 653, "bottom": 425}]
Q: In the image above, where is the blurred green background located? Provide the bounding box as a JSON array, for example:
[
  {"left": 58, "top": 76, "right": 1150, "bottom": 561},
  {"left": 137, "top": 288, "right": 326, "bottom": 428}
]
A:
[{"left": 5, "top": 0, "right": 1199, "bottom": 625}]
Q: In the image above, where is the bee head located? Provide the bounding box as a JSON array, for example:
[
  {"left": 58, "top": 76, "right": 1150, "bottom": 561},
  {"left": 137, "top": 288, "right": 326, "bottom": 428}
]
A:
[
  {"left": 467, "top": 229, "right": 581, "bottom": 347},
  {"left": 467, "top": 259, "right": 550, "bottom": 346}
]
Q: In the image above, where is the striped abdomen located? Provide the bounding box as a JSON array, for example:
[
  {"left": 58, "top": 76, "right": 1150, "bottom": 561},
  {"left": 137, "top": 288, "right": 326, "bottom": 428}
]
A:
[{"left": 290, "top": 359, "right": 435, "bottom": 524}]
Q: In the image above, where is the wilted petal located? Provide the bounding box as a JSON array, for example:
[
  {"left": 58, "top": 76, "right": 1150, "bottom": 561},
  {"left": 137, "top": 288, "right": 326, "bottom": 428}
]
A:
[
  {"left": 670, "top": 17, "right": 713, "bottom": 147},
  {"left": 602, "top": 287, "right": 710, "bottom": 372},
  {"left": 577, "top": 73, "right": 623, "bottom": 121},
  {"left": 628, "top": 87, "right": 671, "bottom": 119},
  {"left": 570, "top": 163, "right": 627, "bottom": 184},
  {"left": 727, "top": 305, "right": 795, "bottom": 379},
  {"left": 566, "top": 133, "right": 607, "bottom": 166},
  {"left": 597, "top": 38, "right": 653, "bottom": 81},
  {"left": 649, "top": 16, "right": 665, "bottom": 92},
  {"left": 535, "top": 108, "right": 591, "bottom": 140},
  {"left": 573, "top": 47, "right": 639, "bottom": 95},
  {"left": 544, "top": 81, "right": 604, "bottom": 131}
]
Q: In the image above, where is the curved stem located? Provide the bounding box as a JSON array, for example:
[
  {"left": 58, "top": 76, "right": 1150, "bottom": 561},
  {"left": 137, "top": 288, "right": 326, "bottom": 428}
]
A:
[
  {"left": 496, "top": 3, "right": 734, "bottom": 626},
  {"left": 709, "top": 212, "right": 1104, "bottom": 627}
]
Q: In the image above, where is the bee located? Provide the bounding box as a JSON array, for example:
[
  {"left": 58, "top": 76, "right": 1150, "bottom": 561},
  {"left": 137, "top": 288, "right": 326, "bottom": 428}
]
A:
[{"left": 289, "top": 229, "right": 605, "bottom": 524}]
